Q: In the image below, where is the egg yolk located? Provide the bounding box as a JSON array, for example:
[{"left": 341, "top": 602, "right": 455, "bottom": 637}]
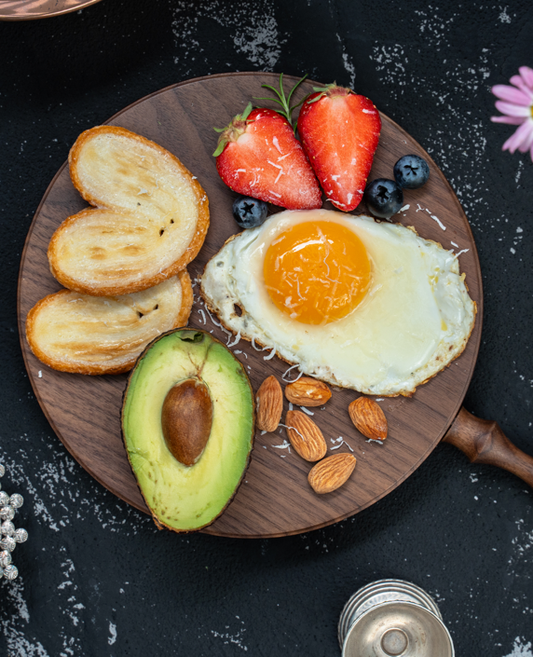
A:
[{"left": 263, "top": 220, "right": 371, "bottom": 325}]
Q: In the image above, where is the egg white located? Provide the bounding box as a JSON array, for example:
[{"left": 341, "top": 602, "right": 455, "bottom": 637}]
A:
[{"left": 201, "top": 209, "right": 476, "bottom": 396}]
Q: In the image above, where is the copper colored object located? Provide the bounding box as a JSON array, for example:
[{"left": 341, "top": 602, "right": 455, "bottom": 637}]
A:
[
  {"left": 443, "top": 407, "right": 533, "bottom": 488},
  {"left": 0, "top": 0, "right": 102, "bottom": 21}
]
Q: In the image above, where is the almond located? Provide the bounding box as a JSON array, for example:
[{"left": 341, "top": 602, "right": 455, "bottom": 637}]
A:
[
  {"left": 308, "top": 453, "right": 357, "bottom": 494},
  {"left": 348, "top": 397, "right": 388, "bottom": 441},
  {"left": 285, "top": 376, "right": 332, "bottom": 407},
  {"left": 285, "top": 410, "right": 327, "bottom": 461},
  {"left": 256, "top": 375, "right": 283, "bottom": 432}
]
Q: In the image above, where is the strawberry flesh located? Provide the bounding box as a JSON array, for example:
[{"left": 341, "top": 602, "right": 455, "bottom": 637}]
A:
[
  {"left": 297, "top": 87, "right": 381, "bottom": 212},
  {"left": 216, "top": 108, "right": 322, "bottom": 210}
]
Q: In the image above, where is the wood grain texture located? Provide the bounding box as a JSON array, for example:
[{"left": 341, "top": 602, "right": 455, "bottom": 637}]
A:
[
  {"left": 444, "top": 408, "right": 533, "bottom": 487},
  {"left": 17, "top": 73, "right": 483, "bottom": 538},
  {"left": 0, "top": 0, "right": 102, "bottom": 21}
]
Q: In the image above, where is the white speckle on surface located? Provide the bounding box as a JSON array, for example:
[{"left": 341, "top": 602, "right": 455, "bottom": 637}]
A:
[
  {"left": 282, "top": 364, "right": 303, "bottom": 382},
  {"left": 233, "top": 13, "right": 280, "bottom": 68},
  {"left": 499, "top": 6, "right": 512, "bottom": 23},
  {"left": 342, "top": 52, "right": 356, "bottom": 88},
  {"left": 502, "top": 638, "right": 533, "bottom": 657},
  {"left": 271, "top": 439, "right": 291, "bottom": 452},
  {"left": 329, "top": 436, "right": 353, "bottom": 452},
  {"left": 425, "top": 208, "right": 446, "bottom": 230},
  {"left": 1, "top": 626, "right": 50, "bottom": 657},
  {"left": 108, "top": 622, "right": 117, "bottom": 646},
  {"left": 172, "top": 0, "right": 281, "bottom": 71},
  {"left": 211, "top": 620, "right": 248, "bottom": 651},
  {"left": 197, "top": 308, "right": 206, "bottom": 325},
  {"left": 337, "top": 32, "right": 356, "bottom": 88},
  {"left": 414, "top": 204, "right": 447, "bottom": 230},
  {"left": 263, "top": 346, "right": 276, "bottom": 360},
  {"left": 369, "top": 17, "right": 499, "bottom": 229},
  {"left": 211, "top": 628, "right": 248, "bottom": 652},
  {"left": 227, "top": 331, "right": 241, "bottom": 348},
  {"left": 0, "top": 433, "right": 157, "bottom": 657},
  {"left": 515, "top": 160, "right": 524, "bottom": 185}
]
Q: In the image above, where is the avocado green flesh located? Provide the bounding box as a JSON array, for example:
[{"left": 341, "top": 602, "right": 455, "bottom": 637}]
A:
[{"left": 122, "top": 330, "right": 254, "bottom": 532}]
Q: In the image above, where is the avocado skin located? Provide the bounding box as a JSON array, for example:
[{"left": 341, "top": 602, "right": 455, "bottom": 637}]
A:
[{"left": 121, "top": 328, "right": 255, "bottom": 532}]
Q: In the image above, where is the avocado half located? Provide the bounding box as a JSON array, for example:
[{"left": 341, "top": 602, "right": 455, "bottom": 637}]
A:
[{"left": 121, "top": 328, "right": 255, "bottom": 532}]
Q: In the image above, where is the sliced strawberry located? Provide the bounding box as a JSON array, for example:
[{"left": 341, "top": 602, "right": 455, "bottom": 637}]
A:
[
  {"left": 214, "top": 104, "right": 322, "bottom": 210},
  {"left": 297, "top": 85, "right": 381, "bottom": 212}
]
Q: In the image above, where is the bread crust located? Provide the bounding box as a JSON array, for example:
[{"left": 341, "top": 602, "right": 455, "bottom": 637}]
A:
[
  {"left": 26, "top": 269, "right": 194, "bottom": 376},
  {"left": 48, "top": 125, "right": 209, "bottom": 296}
]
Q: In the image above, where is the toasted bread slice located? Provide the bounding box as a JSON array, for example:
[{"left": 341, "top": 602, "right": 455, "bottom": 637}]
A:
[
  {"left": 48, "top": 126, "right": 209, "bottom": 296},
  {"left": 26, "top": 270, "right": 193, "bottom": 375}
]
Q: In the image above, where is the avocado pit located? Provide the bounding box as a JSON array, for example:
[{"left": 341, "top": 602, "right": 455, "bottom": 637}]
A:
[{"left": 161, "top": 377, "right": 213, "bottom": 467}]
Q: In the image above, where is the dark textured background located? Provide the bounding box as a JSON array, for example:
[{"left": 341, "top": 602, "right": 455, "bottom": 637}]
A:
[{"left": 1, "top": 1, "right": 532, "bottom": 655}]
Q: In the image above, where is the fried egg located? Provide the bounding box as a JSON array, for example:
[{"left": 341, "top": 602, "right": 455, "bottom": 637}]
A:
[{"left": 200, "top": 209, "right": 476, "bottom": 396}]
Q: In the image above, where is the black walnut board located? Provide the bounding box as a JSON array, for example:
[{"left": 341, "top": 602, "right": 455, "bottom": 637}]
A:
[{"left": 17, "top": 73, "right": 482, "bottom": 538}]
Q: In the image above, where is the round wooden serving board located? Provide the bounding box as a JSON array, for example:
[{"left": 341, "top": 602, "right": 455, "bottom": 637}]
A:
[{"left": 17, "top": 73, "right": 483, "bottom": 538}]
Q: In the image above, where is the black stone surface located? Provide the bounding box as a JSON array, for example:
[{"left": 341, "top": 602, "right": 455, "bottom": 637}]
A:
[{"left": 1, "top": 1, "right": 532, "bottom": 655}]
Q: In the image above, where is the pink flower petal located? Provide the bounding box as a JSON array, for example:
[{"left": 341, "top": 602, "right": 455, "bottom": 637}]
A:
[
  {"left": 491, "top": 115, "right": 526, "bottom": 125},
  {"left": 502, "top": 121, "right": 533, "bottom": 154},
  {"left": 494, "top": 100, "right": 531, "bottom": 117},
  {"left": 518, "top": 66, "right": 533, "bottom": 89},
  {"left": 518, "top": 129, "right": 533, "bottom": 152},
  {"left": 510, "top": 75, "right": 533, "bottom": 96},
  {"left": 492, "top": 84, "right": 532, "bottom": 105}
]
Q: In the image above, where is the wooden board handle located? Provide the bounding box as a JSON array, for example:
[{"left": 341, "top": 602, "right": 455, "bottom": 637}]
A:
[{"left": 443, "top": 407, "right": 533, "bottom": 487}]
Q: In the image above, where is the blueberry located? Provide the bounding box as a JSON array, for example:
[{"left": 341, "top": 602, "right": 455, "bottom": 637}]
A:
[
  {"left": 364, "top": 179, "right": 404, "bottom": 219},
  {"left": 232, "top": 196, "right": 269, "bottom": 228},
  {"left": 393, "top": 154, "right": 430, "bottom": 189}
]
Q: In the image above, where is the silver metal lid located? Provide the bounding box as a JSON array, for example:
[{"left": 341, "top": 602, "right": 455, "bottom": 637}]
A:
[
  {"left": 342, "top": 601, "right": 454, "bottom": 657},
  {"left": 338, "top": 578, "right": 442, "bottom": 646},
  {"left": 338, "top": 579, "right": 454, "bottom": 657}
]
